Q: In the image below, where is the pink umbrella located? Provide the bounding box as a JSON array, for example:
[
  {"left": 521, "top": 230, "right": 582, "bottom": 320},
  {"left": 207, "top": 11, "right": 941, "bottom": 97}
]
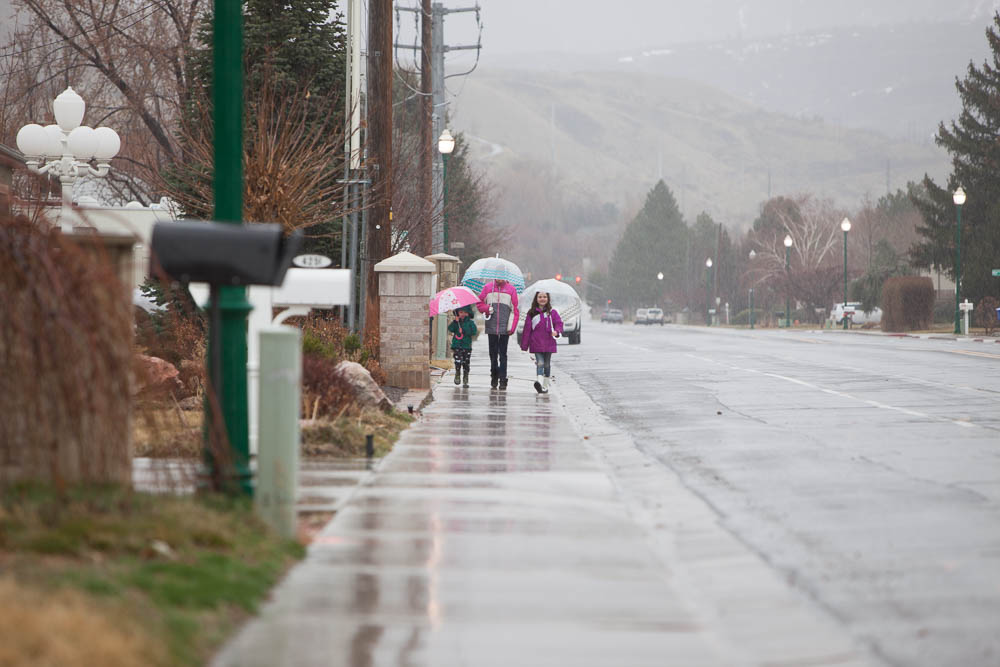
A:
[{"left": 429, "top": 285, "right": 480, "bottom": 317}]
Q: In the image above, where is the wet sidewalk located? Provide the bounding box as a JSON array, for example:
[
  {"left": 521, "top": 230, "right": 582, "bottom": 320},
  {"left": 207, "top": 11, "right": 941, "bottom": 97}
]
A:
[{"left": 213, "top": 340, "right": 875, "bottom": 667}]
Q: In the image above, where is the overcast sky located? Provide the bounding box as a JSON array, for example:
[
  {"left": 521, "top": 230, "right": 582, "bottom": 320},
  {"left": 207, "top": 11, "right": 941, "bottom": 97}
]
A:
[{"left": 428, "top": 0, "right": 1000, "bottom": 58}]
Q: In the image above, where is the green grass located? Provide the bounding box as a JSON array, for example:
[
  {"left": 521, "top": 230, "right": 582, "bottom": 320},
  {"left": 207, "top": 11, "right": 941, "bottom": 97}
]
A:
[{"left": 0, "top": 483, "right": 305, "bottom": 667}]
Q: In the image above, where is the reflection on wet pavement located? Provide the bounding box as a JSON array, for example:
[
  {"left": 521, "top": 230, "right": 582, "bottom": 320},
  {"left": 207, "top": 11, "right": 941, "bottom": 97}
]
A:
[{"left": 212, "top": 347, "right": 727, "bottom": 667}]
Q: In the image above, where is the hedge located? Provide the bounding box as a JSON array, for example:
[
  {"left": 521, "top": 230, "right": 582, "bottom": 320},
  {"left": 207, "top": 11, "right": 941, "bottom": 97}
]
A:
[{"left": 881, "top": 276, "right": 935, "bottom": 332}]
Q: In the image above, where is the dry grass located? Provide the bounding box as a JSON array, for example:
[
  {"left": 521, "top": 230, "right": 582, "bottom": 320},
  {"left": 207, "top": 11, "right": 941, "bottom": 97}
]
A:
[
  {"left": 0, "top": 485, "right": 304, "bottom": 666},
  {"left": 301, "top": 408, "right": 413, "bottom": 459},
  {"left": 132, "top": 407, "right": 202, "bottom": 458},
  {"left": 0, "top": 578, "right": 162, "bottom": 667}
]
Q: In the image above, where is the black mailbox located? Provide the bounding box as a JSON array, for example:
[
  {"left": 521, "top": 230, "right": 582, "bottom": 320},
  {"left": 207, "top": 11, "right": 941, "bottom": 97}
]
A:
[{"left": 151, "top": 221, "right": 302, "bottom": 286}]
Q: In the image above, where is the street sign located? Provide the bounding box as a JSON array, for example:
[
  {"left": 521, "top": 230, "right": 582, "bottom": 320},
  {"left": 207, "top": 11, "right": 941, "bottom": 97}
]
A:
[
  {"left": 992, "top": 269, "right": 1000, "bottom": 276},
  {"left": 293, "top": 254, "right": 333, "bottom": 268}
]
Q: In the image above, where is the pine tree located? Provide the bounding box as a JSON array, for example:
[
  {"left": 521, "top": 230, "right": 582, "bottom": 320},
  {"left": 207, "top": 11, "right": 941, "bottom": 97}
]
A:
[
  {"left": 608, "top": 180, "right": 687, "bottom": 310},
  {"left": 165, "top": 0, "right": 347, "bottom": 257},
  {"left": 911, "top": 14, "right": 1000, "bottom": 304}
]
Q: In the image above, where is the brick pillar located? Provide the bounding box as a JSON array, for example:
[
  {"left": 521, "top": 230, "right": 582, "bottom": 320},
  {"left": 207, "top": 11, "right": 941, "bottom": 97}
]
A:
[
  {"left": 425, "top": 253, "right": 460, "bottom": 360},
  {"left": 375, "top": 251, "right": 435, "bottom": 388}
]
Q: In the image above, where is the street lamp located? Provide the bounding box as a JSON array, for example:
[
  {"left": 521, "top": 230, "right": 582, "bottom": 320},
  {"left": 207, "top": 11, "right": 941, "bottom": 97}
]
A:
[
  {"left": 438, "top": 129, "right": 455, "bottom": 249},
  {"left": 840, "top": 218, "right": 851, "bottom": 329},
  {"left": 705, "top": 258, "right": 713, "bottom": 326},
  {"left": 748, "top": 249, "right": 756, "bottom": 329},
  {"left": 783, "top": 234, "right": 793, "bottom": 328},
  {"left": 953, "top": 186, "right": 966, "bottom": 335},
  {"left": 16, "top": 87, "right": 120, "bottom": 206}
]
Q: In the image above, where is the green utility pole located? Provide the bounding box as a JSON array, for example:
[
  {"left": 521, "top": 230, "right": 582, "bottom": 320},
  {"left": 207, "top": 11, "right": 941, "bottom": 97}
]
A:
[
  {"left": 842, "top": 228, "right": 849, "bottom": 330},
  {"left": 210, "top": 0, "right": 253, "bottom": 495},
  {"left": 442, "top": 152, "right": 449, "bottom": 249},
  {"left": 749, "top": 288, "right": 754, "bottom": 329},
  {"left": 954, "top": 202, "right": 963, "bottom": 335},
  {"left": 785, "top": 244, "right": 791, "bottom": 328}
]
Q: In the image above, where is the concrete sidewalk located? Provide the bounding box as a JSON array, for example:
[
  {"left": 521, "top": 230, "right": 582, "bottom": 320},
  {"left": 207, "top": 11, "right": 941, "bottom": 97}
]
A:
[{"left": 213, "top": 338, "right": 878, "bottom": 667}]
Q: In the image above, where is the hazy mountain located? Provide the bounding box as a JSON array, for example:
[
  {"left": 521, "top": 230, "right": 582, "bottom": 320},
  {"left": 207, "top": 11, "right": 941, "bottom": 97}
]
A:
[
  {"left": 450, "top": 68, "right": 950, "bottom": 230},
  {"left": 481, "top": 21, "right": 991, "bottom": 141}
]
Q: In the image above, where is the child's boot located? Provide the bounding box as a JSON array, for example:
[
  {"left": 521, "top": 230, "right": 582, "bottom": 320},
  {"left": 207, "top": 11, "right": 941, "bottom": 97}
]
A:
[
  {"left": 454, "top": 366, "right": 462, "bottom": 385},
  {"left": 490, "top": 372, "right": 499, "bottom": 389},
  {"left": 462, "top": 366, "right": 469, "bottom": 387},
  {"left": 499, "top": 377, "right": 508, "bottom": 391},
  {"left": 542, "top": 376, "right": 550, "bottom": 393},
  {"left": 533, "top": 377, "right": 543, "bottom": 394}
]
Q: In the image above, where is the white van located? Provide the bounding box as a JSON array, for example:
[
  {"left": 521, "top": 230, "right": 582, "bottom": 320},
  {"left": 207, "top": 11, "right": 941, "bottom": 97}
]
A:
[{"left": 830, "top": 302, "right": 882, "bottom": 326}]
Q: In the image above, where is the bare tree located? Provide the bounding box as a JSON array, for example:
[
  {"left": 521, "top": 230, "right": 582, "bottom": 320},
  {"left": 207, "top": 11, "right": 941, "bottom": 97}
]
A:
[
  {"left": 1, "top": 0, "right": 206, "bottom": 202},
  {"left": 748, "top": 194, "right": 846, "bottom": 321}
]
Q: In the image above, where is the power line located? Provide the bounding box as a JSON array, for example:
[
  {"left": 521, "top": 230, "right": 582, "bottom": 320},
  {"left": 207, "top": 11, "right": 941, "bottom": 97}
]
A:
[{"left": 0, "top": 5, "right": 161, "bottom": 61}]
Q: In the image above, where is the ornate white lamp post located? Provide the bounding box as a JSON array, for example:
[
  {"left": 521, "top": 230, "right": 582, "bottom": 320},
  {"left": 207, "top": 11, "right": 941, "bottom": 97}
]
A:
[{"left": 15, "top": 87, "right": 120, "bottom": 206}]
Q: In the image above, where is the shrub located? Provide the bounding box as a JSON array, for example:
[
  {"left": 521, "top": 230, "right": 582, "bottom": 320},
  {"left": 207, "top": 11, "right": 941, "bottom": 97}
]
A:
[
  {"left": 134, "top": 278, "right": 206, "bottom": 384},
  {"left": 300, "top": 354, "right": 352, "bottom": 419},
  {"left": 1, "top": 212, "right": 132, "bottom": 484},
  {"left": 881, "top": 276, "right": 935, "bottom": 332},
  {"left": 731, "top": 309, "right": 766, "bottom": 325},
  {"left": 976, "top": 295, "right": 999, "bottom": 335}
]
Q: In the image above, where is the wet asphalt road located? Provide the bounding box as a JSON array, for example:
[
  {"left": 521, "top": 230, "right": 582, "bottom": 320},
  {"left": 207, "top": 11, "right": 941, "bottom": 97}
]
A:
[{"left": 557, "top": 323, "right": 1000, "bottom": 667}]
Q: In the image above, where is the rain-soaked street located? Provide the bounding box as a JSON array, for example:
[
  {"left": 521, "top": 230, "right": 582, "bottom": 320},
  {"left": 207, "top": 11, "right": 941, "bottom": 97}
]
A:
[
  {"left": 213, "top": 325, "right": 1000, "bottom": 667},
  {"left": 558, "top": 323, "right": 1000, "bottom": 667}
]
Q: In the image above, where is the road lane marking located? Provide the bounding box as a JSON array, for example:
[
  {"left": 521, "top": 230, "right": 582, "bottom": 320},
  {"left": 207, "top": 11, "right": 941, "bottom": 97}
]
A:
[
  {"left": 950, "top": 349, "right": 1000, "bottom": 360},
  {"left": 685, "top": 353, "right": 982, "bottom": 430}
]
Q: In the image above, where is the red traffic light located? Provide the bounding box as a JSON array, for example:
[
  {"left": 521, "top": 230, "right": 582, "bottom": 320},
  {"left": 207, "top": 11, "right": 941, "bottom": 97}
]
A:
[
  {"left": 555, "top": 273, "right": 562, "bottom": 281},
  {"left": 574, "top": 275, "right": 582, "bottom": 284},
  {"left": 607, "top": 299, "right": 612, "bottom": 305}
]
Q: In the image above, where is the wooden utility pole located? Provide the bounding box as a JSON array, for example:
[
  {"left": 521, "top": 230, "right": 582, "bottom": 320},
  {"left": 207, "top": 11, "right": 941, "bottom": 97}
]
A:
[
  {"left": 366, "top": 0, "right": 392, "bottom": 345},
  {"left": 419, "top": 0, "right": 433, "bottom": 255}
]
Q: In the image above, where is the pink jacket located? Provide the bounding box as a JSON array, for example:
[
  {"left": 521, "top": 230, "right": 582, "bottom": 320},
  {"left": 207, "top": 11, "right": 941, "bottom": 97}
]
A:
[{"left": 477, "top": 281, "right": 519, "bottom": 335}]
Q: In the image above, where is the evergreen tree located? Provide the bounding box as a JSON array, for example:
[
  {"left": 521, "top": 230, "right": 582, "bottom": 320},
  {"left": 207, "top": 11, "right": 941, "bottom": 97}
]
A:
[
  {"left": 166, "top": 0, "right": 347, "bottom": 257},
  {"left": 911, "top": 14, "right": 1000, "bottom": 304},
  {"left": 608, "top": 181, "right": 687, "bottom": 310}
]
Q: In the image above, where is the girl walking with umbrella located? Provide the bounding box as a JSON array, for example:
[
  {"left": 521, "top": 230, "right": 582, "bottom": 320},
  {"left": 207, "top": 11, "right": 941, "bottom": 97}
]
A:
[{"left": 519, "top": 291, "right": 563, "bottom": 394}]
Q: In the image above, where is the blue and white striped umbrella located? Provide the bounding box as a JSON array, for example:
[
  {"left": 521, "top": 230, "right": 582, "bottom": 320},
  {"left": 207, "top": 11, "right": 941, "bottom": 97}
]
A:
[{"left": 460, "top": 256, "right": 526, "bottom": 294}]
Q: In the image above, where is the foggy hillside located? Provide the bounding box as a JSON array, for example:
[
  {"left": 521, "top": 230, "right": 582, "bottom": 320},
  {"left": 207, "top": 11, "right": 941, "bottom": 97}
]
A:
[
  {"left": 450, "top": 68, "right": 950, "bottom": 232},
  {"left": 483, "top": 21, "right": 991, "bottom": 141}
]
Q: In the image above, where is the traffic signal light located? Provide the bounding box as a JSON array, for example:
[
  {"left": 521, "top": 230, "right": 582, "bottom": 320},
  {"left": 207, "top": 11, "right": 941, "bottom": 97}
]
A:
[
  {"left": 607, "top": 299, "right": 612, "bottom": 305},
  {"left": 555, "top": 273, "right": 562, "bottom": 280},
  {"left": 574, "top": 275, "right": 581, "bottom": 284}
]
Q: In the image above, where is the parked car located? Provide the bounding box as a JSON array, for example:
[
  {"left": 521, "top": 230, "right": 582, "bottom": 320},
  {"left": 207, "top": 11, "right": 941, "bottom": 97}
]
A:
[
  {"left": 634, "top": 308, "right": 648, "bottom": 324},
  {"left": 601, "top": 308, "right": 624, "bottom": 323},
  {"left": 830, "top": 302, "right": 882, "bottom": 326},
  {"left": 644, "top": 307, "right": 665, "bottom": 325}
]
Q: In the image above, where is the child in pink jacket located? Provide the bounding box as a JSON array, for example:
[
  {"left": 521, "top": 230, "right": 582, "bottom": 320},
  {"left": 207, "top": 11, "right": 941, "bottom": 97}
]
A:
[{"left": 520, "top": 291, "right": 563, "bottom": 394}]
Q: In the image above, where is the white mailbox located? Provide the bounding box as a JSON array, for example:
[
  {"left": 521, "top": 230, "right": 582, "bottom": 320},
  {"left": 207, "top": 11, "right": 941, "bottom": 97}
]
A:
[
  {"left": 189, "top": 268, "right": 352, "bottom": 455},
  {"left": 270, "top": 268, "right": 352, "bottom": 323}
]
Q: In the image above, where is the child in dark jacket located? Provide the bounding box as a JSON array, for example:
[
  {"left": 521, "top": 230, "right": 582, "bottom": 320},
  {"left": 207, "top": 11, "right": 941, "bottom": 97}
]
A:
[
  {"left": 519, "top": 291, "right": 563, "bottom": 394},
  {"left": 447, "top": 307, "right": 477, "bottom": 387}
]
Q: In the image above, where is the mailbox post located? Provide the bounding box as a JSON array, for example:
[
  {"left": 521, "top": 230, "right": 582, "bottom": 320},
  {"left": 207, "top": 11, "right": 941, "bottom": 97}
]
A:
[
  {"left": 152, "top": 220, "right": 301, "bottom": 494},
  {"left": 959, "top": 299, "right": 974, "bottom": 336}
]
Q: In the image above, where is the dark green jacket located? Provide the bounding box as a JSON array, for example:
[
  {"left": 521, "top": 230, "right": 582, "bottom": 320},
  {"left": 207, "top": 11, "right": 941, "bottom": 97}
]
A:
[{"left": 448, "top": 317, "right": 477, "bottom": 350}]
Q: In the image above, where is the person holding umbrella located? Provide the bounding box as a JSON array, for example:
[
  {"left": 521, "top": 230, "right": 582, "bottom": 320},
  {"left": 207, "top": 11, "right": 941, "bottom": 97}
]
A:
[
  {"left": 447, "top": 306, "right": 477, "bottom": 387},
  {"left": 477, "top": 278, "right": 519, "bottom": 390}
]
